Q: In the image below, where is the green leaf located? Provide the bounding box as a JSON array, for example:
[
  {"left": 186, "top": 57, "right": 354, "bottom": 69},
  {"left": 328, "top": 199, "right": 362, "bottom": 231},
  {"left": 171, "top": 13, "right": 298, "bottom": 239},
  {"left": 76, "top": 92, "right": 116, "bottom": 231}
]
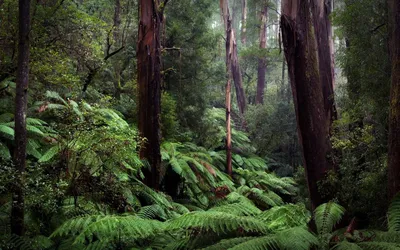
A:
[
  {"left": 0, "top": 142, "right": 11, "bottom": 160},
  {"left": 38, "top": 146, "right": 60, "bottom": 163}
]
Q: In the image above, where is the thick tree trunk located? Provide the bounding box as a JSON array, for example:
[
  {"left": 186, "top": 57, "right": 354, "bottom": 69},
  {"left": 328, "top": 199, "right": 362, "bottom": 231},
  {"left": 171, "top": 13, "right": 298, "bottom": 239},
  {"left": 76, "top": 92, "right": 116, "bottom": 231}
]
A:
[
  {"left": 220, "top": 0, "right": 247, "bottom": 118},
  {"left": 256, "top": 4, "right": 268, "bottom": 105},
  {"left": 281, "top": 0, "right": 334, "bottom": 209},
  {"left": 11, "top": 0, "right": 31, "bottom": 236},
  {"left": 310, "top": 0, "right": 337, "bottom": 129},
  {"left": 137, "top": 0, "right": 167, "bottom": 189},
  {"left": 241, "top": 0, "right": 247, "bottom": 45},
  {"left": 388, "top": 0, "right": 400, "bottom": 200}
]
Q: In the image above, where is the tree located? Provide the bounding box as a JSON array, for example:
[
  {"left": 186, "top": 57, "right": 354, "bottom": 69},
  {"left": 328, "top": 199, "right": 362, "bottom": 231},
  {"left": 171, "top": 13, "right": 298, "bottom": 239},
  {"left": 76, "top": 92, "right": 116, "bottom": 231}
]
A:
[
  {"left": 241, "top": 0, "right": 247, "bottom": 45},
  {"left": 256, "top": 1, "right": 268, "bottom": 105},
  {"left": 310, "top": 0, "right": 337, "bottom": 129},
  {"left": 281, "top": 0, "right": 334, "bottom": 209},
  {"left": 11, "top": 0, "right": 31, "bottom": 236},
  {"left": 388, "top": 0, "right": 400, "bottom": 200},
  {"left": 220, "top": 0, "right": 247, "bottom": 119},
  {"left": 137, "top": 0, "right": 169, "bottom": 189},
  {"left": 221, "top": 0, "right": 233, "bottom": 176}
]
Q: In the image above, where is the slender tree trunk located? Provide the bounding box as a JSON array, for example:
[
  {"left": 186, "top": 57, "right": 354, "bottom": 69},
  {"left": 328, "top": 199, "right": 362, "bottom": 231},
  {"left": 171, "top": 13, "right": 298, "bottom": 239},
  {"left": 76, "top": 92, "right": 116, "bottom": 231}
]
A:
[
  {"left": 310, "top": 0, "right": 337, "bottom": 129},
  {"left": 256, "top": 3, "right": 268, "bottom": 104},
  {"left": 388, "top": 0, "right": 400, "bottom": 200},
  {"left": 281, "top": 0, "right": 334, "bottom": 209},
  {"left": 221, "top": 0, "right": 233, "bottom": 176},
  {"left": 137, "top": 0, "right": 168, "bottom": 189},
  {"left": 241, "top": 0, "right": 247, "bottom": 45},
  {"left": 220, "top": 0, "right": 247, "bottom": 119},
  {"left": 11, "top": 0, "right": 31, "bottom": 236}
]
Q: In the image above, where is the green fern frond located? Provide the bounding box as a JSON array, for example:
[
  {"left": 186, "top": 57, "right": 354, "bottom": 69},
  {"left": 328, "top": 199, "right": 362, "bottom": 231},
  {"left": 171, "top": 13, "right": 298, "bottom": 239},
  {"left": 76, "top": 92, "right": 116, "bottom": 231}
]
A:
[
  {"left": 137, "top": 204, "right": 168, "bottom": 220},
  {"left": 0, "top": 113, "right": 13, "bottom": 123},
  {"left": 27, "top": 140, "right": 42, "bottom": 159},
  {"left": 314, "top": 202, "right": 345, "bottom": 235},
  {"left": 0, "top": 124, "right": 14, "bottom": 139},
  {"left": 388, "top": 194, "right": 400, "bottom": 232},
  {"left": 208, "top": 202, "right": 262, "bottom": 216},
  {"left": 276, "top": 226, "right": 318, "bottom": 250},
  {"left": 0, "top": 142, "right": 11, "bottom": 160},
  {"left": 257, "top": 204, "right": 310, "bottom": 232},
  {"left": 166, "top": 211, "right": 270, "bottom": 235},
  {"left": 357, "top": 242, "right": 400, "bottom": 250},
  {"left": 331, "top": 240, "right": 363, "bottom": 250},
  {"left": 201, "top": 237, "right": 258, "bottom": 250},
  {"left": 45, "top": 90, "right": 68, "bottom": 105},
  {"left": 228, "top": 235, "right": 279, "bottom": 250},
  {"left": 38, "top": 145, "right": 60, "bottom": 163},
  {"left": 51, "top": 215, "right": 165, "bottom": 245}
]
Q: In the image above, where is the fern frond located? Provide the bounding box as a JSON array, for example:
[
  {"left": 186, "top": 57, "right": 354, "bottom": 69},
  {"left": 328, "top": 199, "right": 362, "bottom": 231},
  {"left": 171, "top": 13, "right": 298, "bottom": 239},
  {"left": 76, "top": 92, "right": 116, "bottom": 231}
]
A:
[
  {"left": 276, "top": 226, "right": 318, "bottom": 250},
  {"left": 0, "top": 124, "right": 14, "bottom": 139},
  {"left": 332, "top": 241, "right": 363, "bottom": 250},
  {"left": 166, "top": 211, "right": 270, "bottom": 235},
  {"left": 38, "top": 145, "right": 60, "bottom": 163},
  {"left": 0, "top": 142, "right": 11, "bottom": 160},
  {"left": 208, "top": 202, "right": 262, "bottom": 216},
  {"left": 137, "top": 204, "right": 167, "bottom": 220},
  {"left": 388, "top": 194, "right": 400, "bottom": 232},
  {"left": 357, "top": 242, "right": 400, "bottom": 250},
  {"left": 257, "top": 204, "right": 310, "bottom": 232},
  {"left": 45, "top": 90, "right": 68, "bottom": 105},
  {"left": 314, "top": 202, "right": 345, "bottom": 235},
  {"left": 228, "top": 235, "right": 279, "bottom": 250},
  {"left": 201, "top": 237, "right": 258, "bottom": 250}
]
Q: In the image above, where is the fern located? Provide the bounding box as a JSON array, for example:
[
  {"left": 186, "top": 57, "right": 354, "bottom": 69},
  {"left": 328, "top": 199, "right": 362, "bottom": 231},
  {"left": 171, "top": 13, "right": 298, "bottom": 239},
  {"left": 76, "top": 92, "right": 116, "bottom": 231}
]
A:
[
  {"left": 0, "top": 142, "right": 11, "bottom": 160},
  {"left": 314, "top": 202, "right": 345, "bottom": 235},
  {"left": 257, "top": 204, "right": 310, "bottom": 232},
  {"left": 388, "top": 194, "right": 400, "bottom": 232},
  {"left": 166, "top": 211, "right": 270, "bottom": 235},
  {"left": 38, "top": 145, "right": 60, "bottom": 163},
  {"left": 201, "top": 237, "right": 258, "bottom": 250},
  {"left": 331, "top": 240, "right": 363, "bottom": 250}
]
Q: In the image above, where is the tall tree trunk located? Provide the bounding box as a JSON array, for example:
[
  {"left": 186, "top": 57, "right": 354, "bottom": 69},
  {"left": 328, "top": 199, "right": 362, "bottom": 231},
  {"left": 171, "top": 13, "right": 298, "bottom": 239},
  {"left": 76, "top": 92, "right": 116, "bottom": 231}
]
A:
[
  {"left": 281, "top": 0, "right": 334, "bottom": 210},
  {"left": 388, "top": 0, "right": 400, "bottom": 200},
  {"left": 221, "top": 0, "right": 233, "bottom": 176},
  {"left": 11, "top": 0, "right": 31, "bottom": 236},
  {"left": 137, "top": 0, "right": 168, "bottom": 189},
  {"left": 310, "top": 0, "right": 337, "bottom": 129},
  {"left": 256, "top": 3, "right": 268, "bottom": 105},
  {"left": 241, "top": 0, "right": 247, "bottom": 45},
  {"left": 220, "top": 0, "right": 247, "bottom": 119}
]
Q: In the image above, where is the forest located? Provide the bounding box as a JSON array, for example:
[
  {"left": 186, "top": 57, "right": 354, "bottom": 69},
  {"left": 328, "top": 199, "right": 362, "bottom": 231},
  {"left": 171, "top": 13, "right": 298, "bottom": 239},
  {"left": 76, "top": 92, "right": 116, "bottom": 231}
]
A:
[{"left": 0, "top": 0, "right": 400, "bottom": 249}]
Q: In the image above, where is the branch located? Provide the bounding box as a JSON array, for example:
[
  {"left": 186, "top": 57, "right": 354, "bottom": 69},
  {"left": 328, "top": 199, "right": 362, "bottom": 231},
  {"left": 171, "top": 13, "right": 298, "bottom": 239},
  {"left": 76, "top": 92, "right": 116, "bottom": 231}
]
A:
[{"left": 104, "top": 46, "right": 125, "bottom": 61}]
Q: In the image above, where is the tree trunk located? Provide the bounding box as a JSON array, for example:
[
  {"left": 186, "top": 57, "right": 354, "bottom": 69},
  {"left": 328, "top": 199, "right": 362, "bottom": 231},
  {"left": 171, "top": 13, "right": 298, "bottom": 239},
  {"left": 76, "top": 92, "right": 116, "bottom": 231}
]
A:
[
  {"left": 256, "top": 3, "right": 268, "bottom": 105},
  {"left": 388, "top": 0, "right": 400, "bottom": 200},
  {"left": 137, "top": 0, "right": 167, "bottom": 189},
  {"left": 281, "top": 0, "right": 334, "bottom": 210},
  {"left": 220, "top": 0, "right": 247, "bottom": 118},
  {"left": 241, "top": 0, "right": 247, "bottom": 45},
  {"left": 310, "top": 0, "right": 337, "bottom": 130},
  {"left": 11, "top": 0, "right": 31, "bottom": 236},
  {"left": 221, "top": 0, "right": 233, "bottom": 176}
]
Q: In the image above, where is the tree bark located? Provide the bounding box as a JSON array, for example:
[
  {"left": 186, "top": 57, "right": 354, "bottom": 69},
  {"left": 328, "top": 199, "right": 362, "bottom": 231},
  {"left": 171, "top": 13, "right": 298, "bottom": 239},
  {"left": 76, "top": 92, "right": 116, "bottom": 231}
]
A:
[
  {"left": 11, "top": 0, "right": 31, "bottom": 236},
  {"left": 388, "top": 0, "right": 400, "bottom": 200},
  {"left": 281, "top": 0, "right": 334, "bottom": 210},
  {"left": 256, "top": 3, "right": 268, "bottom": 105},
  {"left": 220, "top": 0, "right": 247, "bottom": 118},
  {"left": 310, "top": 0, "right": 337, "bottom": 130},
  {"left": 221, "top": 1, "right": 233, "bottom": 176},
  {"left": 137, "top": 0, "right": 168, "bottom": 189},
  {"left": 241, "top": 0, "right": 247, "bottom": 45}
]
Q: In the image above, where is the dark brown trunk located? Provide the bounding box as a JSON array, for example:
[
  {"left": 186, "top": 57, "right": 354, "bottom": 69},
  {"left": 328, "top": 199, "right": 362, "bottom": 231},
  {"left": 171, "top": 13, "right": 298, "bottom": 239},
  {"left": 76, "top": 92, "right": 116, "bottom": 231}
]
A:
[
  {"left": 281, "top": 0, "right": 334, "bottom": 210},
  {"left": 11, "top": 0, "right": 31, "bottom": 236},
  {"left": 388, "top": 0, "right": 400, "bottom": 200},
  {"left": 256, "top": 4, "right": 268, "bottom": 105},
  {"left": 310, "top": 0, "right": 337, "bottom": 129},
  {"left": 241, "top": 0, "right": 247, "bottom": 45},
  {"left": 137, "top": 0, "right": 167, "bottom": 189},
  {"left": 113, "top": 0, "right": 121, "bottom": 42}
]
